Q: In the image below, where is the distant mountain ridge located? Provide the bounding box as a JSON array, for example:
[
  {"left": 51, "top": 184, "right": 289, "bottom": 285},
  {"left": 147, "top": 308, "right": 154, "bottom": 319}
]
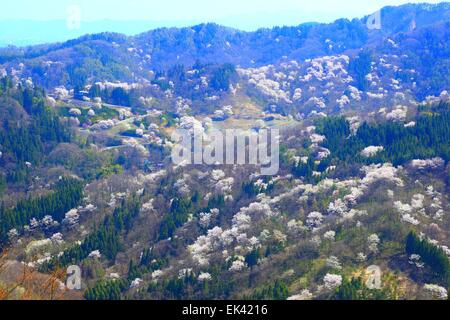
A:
[
  {"left": 0, "top": 2, "right": 449, "bottom": 92},
  {"left": 0, "top": 19, "right": 204, "bottom": 47}
]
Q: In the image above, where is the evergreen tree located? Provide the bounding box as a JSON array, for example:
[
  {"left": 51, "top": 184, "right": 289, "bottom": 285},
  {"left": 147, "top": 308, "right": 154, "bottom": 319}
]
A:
[{"left": 405, "top": 232, "right": 450, "bottom": 286}]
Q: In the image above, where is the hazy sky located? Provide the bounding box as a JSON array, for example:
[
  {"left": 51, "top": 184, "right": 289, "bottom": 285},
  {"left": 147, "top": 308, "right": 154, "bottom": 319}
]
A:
[{"left": 1, "top": 0, "right": 445, "bottom": 29}]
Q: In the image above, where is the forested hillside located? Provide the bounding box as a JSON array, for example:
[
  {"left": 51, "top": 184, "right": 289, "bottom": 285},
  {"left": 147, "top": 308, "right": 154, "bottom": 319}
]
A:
[{"left": 0, "top": 2, "right": 449, "bottom": 301}]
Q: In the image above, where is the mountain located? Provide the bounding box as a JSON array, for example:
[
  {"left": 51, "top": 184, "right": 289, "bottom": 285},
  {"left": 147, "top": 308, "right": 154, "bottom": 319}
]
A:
[
  {"left": 0, "top": 2, "right": 449, "bottom": 301},
  {"left": 0, "top": 20, "right": 198, "bottom": 47},
  {"left": 0, "top": 3, "right": 449, "bottom": 90}
]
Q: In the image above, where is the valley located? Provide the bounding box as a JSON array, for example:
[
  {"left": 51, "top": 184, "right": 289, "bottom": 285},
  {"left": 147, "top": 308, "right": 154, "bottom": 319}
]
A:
[{"left": 0, "top": 2, "right": 449, "bottom": 301}]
